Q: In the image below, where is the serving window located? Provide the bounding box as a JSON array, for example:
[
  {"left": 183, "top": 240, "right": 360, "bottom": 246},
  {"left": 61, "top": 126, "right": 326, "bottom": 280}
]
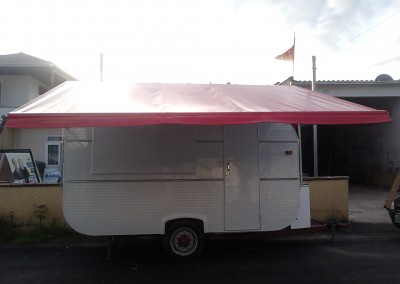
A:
[{"left": 92, "top": 125, "right": 196, "bottom": 175}]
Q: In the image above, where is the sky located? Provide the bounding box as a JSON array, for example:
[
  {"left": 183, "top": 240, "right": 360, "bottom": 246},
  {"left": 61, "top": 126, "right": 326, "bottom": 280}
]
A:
[{"left": 1, "top": 0, "right": 400, "bottom": 85}]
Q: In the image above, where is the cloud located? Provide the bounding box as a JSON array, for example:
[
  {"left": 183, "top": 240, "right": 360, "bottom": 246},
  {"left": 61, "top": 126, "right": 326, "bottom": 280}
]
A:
[{"left": 236, "top": 0, "right": 400, "bottom": 47}]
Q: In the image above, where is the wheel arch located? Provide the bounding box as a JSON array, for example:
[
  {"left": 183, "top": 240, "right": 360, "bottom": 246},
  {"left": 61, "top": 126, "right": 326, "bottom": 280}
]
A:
[{"left": 161, "top": 216, "right": 206, "bottom": 234}]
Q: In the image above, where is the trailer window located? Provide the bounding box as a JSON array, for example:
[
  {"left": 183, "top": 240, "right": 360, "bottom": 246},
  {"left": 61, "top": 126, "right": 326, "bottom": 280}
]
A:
[{"left": 92, "top": 125, "right": 196, "bottom": 174}]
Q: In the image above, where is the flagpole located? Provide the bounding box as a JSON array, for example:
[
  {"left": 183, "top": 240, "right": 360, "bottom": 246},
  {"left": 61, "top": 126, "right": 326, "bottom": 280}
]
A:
[
  {"left": 292, "top": 33, "right": 296, "bottom": 79},
  {"left": 274, "top": 35, "right": 295, "bottom": 78}
]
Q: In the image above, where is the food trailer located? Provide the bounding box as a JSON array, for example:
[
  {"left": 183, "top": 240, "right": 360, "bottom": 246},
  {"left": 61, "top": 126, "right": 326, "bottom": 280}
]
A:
[{"left": 5, "top": 82, "right": 391, "bottom": 259}]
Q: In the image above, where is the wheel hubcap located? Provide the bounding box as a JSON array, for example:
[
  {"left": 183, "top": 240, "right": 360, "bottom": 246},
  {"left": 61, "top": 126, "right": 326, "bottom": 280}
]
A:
[{"left": 171, "top": 227, "right": 198, "bottom": 256}]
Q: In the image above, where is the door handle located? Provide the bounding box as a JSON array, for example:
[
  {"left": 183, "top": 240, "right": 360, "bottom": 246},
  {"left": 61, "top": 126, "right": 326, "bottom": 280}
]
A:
[{"left": 225, "top": 163, "right": 230, "bottom": 176}]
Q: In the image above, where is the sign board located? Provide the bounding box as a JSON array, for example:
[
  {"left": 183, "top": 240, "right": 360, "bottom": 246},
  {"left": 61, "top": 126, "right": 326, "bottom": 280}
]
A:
[
  {"left": 0, "top": 149, "right": 41, "bottom": 184},
  {"left": 43, "top": 168, "right": 61, "bottom": 184}
]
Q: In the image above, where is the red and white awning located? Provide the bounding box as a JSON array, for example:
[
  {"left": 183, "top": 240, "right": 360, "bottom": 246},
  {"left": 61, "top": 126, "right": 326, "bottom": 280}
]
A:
[{"left": 5, "top": 81, "right": 391, "bottom": 128}]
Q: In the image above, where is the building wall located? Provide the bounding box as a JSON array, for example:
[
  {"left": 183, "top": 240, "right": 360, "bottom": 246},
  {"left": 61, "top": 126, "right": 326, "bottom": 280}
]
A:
[
  {"left": 0, "top": 75, "right": 63, "bottom": 184},
  {"left": 317, "top": 84, "right": 400, "bottom": 98},
  {"left": 293, "top": 81, "right": 400, "bottom": 187},
  {"left": 0, "top": 75, "right": 40, "bottom": 107},
  {"left": 15, "top": 128, "right": 62, "bottom": 163},
  {"left": 330, "top": 97, "right": 400, "bottom": 186},
  {"left": 0, "top": 128, "right": 15, "bottom": 149},
  {"left": 319, "top": 88, "right": 398, "bottom": 187}
]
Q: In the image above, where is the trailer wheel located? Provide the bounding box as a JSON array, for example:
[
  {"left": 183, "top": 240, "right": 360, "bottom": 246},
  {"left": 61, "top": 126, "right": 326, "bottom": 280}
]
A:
[
  {"left": 163, "top": 220, "right": 204, "bottom": 260},
  {"left": 389, "top": 209, "right": 400, "bottom": 230},
  {"left": 389, "top": 197, "right": 400, "bottom": 230}
]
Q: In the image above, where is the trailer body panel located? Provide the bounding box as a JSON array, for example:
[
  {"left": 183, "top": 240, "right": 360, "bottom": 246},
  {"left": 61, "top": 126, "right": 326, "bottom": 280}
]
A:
[{"left": 63, "top": 123, "right": 303, "bottom": 236}]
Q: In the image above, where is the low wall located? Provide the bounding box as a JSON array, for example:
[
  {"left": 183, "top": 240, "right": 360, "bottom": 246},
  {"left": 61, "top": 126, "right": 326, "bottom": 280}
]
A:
[
  {"left": 0, "top": 184, "right": 66, "bottom": 227},
  {"left": 1, "top": 178, "right": 349, "bottom": 228},
  {"left": 305, "top": 176, "right": 349, "bottom": 223}
]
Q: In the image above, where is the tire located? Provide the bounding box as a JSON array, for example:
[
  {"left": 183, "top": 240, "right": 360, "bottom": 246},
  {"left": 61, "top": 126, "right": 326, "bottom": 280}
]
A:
[
  {"left": 389, "top": 209, "right": 400, "bottom": 230},
  {"left": 163, "top": 220, "right": 205, "bottom": 260},
  {"left": 389, "top": 197, "right": 400, "bottom": 230}
]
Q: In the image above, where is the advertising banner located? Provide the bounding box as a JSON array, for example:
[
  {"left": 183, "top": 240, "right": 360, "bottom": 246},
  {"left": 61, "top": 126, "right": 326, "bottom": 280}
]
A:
[{"left": 0, "top": 150, "right": 41, "bottom": 184}]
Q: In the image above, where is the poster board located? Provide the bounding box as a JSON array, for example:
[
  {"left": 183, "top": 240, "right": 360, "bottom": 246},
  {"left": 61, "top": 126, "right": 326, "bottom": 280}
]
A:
[
  {"left": 43, "top": 167, "right": 61, "bottom": 184},
  {"left": 0, "top": 149, "right": 41, "bottom": 184}
]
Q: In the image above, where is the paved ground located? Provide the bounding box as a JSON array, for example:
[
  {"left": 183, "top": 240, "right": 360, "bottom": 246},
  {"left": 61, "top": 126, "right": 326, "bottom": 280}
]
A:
[
  {"left": 1, "top": 225, "right": 400, "bottom": 283},
  {"left": 344, "top": 183, "right": 400, "bottom": 235},
  {"left": 348, "top": 183, "right": 393, "bottom": 224}
]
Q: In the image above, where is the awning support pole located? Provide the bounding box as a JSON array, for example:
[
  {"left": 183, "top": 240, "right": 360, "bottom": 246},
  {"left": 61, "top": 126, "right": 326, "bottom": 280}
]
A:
[
  {"left": 312, "top": 56, "right": 318, "bottom": 177},
  {"left": 298, "top": 124, "right": 303, "bottom": 185}
]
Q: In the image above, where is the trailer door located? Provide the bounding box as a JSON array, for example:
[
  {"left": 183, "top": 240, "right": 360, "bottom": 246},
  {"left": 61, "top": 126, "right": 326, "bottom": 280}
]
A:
[{"left": 224, "top": 124, "right": 260, "bottom": 231}]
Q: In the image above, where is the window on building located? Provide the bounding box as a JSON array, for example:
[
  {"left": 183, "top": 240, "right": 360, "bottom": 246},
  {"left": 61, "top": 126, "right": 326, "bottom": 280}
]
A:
[{"left": 45, "top": 136, "right": 62, "bottom": 167}]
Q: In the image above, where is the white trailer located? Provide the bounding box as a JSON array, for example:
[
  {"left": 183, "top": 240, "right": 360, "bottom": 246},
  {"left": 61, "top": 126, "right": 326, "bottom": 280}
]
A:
[
  {"left": 63, "top": 123, "right": 309, "bottom": 259},
  {"left": 5, "top": 82, "right": 391, "bottom": 259}
]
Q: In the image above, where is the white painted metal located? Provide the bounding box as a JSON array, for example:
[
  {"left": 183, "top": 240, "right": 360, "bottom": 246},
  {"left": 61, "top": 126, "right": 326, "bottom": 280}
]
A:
[
  {"left": 259, "top": 142, "right": 299, "bottom": 179},
  {"left": 92, "top": 125, "right": 196, "bottom": 174},
  {"left": 291, "top": 185, "right": 311, "bottom": 229},
  {"left": 224, "top": 124, "right": 260, "bottom": 231},
  {"left": 63, "top": 181, "right": 224, "bottom": 235},
  {"left": 258, "top": 123, "right": 298, "bottom": 142},
  {"left": 62, "top": 123, "right": 307, "bottom": 236},
  {"left": 260, "top": 179, "right": 300, "bottom": 231}
]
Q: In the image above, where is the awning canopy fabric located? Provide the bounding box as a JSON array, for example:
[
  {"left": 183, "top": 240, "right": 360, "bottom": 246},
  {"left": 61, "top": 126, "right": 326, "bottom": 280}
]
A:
[{"left": 5, "top": 81, "right": 391, "bottom": 128}]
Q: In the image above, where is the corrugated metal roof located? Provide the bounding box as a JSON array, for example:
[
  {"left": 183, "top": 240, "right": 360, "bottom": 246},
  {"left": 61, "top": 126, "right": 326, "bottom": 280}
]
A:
[
  {"left": 278, "top": 76, "right": 400, "bottom": 86},
  {"left": 294, "top": 80, "right": 400, "bottom": 85}
]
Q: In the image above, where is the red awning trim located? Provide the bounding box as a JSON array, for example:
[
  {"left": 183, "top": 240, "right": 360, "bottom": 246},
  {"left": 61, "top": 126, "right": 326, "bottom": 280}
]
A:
[
  {"left": 5, "top": 111, "right": 390, "bottom": 128},
  {"left": 5, "top": 82, "right": 391, "bottom": 128}
]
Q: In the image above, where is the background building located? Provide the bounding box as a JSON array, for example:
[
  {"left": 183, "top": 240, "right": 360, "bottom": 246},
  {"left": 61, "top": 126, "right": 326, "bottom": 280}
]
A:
[
  {"left": 0, "top": 52, "right": 75, "bottom": 181},
  {"left": 281, "top": 75, "right": 400, "bottom": 187}
]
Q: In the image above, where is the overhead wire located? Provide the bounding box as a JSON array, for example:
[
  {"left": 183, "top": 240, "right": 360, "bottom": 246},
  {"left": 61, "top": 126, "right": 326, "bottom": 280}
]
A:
[{"left": 327, "top": 8, "right": 400, "bottom": 55}]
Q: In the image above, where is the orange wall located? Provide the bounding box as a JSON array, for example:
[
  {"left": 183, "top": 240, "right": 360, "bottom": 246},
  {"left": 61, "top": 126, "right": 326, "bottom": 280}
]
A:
[
  {"left": 0, "top": 184, "right": 66, "bottom": 227},
  {"left": 305, "top": 177, "right": 349, "bottom": 222}
]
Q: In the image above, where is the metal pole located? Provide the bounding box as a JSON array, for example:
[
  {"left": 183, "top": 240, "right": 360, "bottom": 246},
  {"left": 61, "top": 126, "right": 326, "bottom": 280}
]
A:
[
  {"left": 312, "top": 56, "right": 318, "bottom": 176},
  {"left": 100, "top": 53, "right": 104, "bottom": 82},
  {"left": 292, "top": 32, "right": 296, "bottom": 79},
  {"left": 298, "top": 124, "right": 303, "bottom": 185},
  {"left": 312, "top": 56, "right": 317, "bottom": 91}
]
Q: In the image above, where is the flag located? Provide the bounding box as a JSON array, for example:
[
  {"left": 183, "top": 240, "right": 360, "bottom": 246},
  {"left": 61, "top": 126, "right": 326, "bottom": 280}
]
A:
[{"left": 275, "top": 44, "right": 295, "bottom": 61}]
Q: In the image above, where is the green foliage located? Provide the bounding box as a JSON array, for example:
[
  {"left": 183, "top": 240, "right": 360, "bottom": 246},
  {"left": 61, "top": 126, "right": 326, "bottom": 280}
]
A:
[
  {"left": 325, "top": 211, "right": 342, "bottom": 225},
  {"left": 10, "top": 219, "right": 77, "bottom": 245},
  {"left": 0, "top": 211, "right": 19, "bottom": 243},
  {"left": 0, "top": 206, "right": 81, "bottom": 245},
  {"left": 34, "top": 204, "right": 49, "bottom": 232}
]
